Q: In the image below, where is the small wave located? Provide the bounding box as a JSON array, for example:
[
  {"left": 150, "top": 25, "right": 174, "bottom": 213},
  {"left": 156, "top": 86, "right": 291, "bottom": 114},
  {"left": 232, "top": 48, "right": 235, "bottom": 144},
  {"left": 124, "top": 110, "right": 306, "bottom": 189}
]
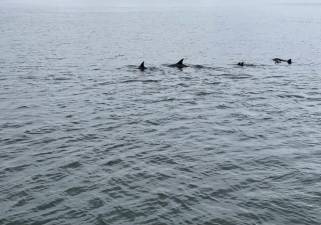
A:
[
  {"left": 33, "top": 198, "right": 64, "bottom": 211},
  {"left": 221, "top": 73, "right": 253, "bottom": 79},
  {"left": 65, "top": 186, "right": 88, "bottom": 196},
  {"left": 142, "top": 79, "right": 160, "bottom": 83},
  {"left": 195, "top": 91, "right": 213, "bottom": 96},
  {"left": 60, "top": 161, "right": 82, "bottom": 169},
  {"left": 103, "top": 159, "right": 122, "bottom": 166},
  {"left": 278, "top": 94, "right": 305, "bottom": 99}
]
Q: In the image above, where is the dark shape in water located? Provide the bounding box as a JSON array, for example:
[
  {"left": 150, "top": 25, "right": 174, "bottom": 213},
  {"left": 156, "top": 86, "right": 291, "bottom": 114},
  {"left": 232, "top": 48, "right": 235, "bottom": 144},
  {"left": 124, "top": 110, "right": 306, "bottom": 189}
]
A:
[
  {"left": 169, "top": 58, "right": 188, "bottom": 69},
  {"left": 273, "top": 58, "right": 292, "bottom": 64},
  {"left": 237, "top": 62, "right": 245, "bottom": 67},
  {"left": 138, "top": 61, "right": 147, "bottom": 71},
  {"left": 237, "top": 62, "right": 256, "bottom": 67}
]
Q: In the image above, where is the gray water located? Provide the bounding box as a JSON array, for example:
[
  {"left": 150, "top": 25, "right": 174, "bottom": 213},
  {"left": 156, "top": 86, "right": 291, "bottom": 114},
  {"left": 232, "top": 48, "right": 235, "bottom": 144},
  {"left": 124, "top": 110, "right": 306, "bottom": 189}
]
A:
[{"left": 1, "top": 0, "right": 321, "bottom": 224}]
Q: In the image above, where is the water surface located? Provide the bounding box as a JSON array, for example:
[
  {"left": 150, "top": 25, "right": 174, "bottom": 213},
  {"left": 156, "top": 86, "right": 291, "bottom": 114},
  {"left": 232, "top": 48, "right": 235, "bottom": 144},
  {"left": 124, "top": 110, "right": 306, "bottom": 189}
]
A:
[{"left": 1, "top": 1, "right": 321, "bottom": 225}]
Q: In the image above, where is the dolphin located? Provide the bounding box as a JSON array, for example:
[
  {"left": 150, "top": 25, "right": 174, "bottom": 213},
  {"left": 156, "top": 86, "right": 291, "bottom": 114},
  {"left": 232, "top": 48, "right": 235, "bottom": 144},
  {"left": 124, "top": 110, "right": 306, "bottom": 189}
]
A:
[
  {"left": 237, "top": 62, "right": 256, "bottom": 67},
  {"left": 169, "top": 59, "right": 188, "bottom": 69},
  {"left": 237, "top": 62, "right": 245, "bottom": 67},
  {"left": 138, "top": 61, "right": 147, "bottom": 71},
  {"left": 273, "top": 58, "right": 292, "bottom": 64}
]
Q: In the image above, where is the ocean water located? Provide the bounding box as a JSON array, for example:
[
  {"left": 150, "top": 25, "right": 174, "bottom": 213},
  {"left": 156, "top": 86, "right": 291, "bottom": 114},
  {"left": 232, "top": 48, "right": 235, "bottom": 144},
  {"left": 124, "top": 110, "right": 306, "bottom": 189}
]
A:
[{"left": 1, "top": 1, "right": 321, "bottom": 224}]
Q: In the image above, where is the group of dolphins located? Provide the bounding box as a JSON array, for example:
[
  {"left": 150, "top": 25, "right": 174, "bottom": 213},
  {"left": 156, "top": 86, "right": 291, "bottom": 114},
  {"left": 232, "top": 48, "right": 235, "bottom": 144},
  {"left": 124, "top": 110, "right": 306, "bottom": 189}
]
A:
[{"left": 137, "top": 58, "right": 292, "bottom": 71}]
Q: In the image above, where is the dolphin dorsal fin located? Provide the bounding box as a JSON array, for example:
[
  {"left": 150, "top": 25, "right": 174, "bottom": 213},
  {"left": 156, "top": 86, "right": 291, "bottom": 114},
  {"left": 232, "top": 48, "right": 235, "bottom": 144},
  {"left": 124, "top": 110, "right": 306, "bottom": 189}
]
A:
[
  {"left": 139, "top": 61, "right": 145, "bottom": 68},
  {"left": 177, "top": 59, "right": 184, "bottom": 65}
]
